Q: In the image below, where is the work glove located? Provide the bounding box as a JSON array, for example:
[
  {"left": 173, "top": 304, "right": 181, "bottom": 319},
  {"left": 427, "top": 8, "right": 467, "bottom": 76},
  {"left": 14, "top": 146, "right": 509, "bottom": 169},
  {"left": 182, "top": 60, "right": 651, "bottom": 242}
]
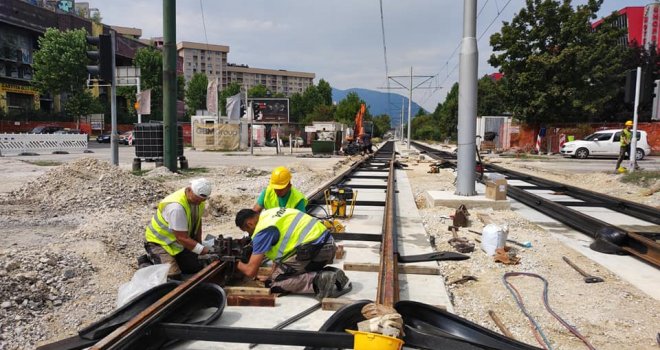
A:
[
  {"left": 361, "top": 303, "right": 397, "bottom": 319},
  {"left": 357, "top": 313, "right": 405, "bottom": 338}
]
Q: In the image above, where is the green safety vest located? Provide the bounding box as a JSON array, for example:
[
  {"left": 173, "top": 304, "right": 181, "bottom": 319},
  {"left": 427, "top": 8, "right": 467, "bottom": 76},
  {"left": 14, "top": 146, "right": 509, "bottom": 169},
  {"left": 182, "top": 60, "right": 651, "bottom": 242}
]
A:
[
  {"left": 263, "top": 186, "right": 308, "bottom": 210},
  {"left": 253, "top": 208, "right": 327, "bottom": 262},
  {"left": 621, "top": 128, "right": 632, "bottom": 147},
  {"left": 145, "top": 188, "right": 204, "bottom": 256}
]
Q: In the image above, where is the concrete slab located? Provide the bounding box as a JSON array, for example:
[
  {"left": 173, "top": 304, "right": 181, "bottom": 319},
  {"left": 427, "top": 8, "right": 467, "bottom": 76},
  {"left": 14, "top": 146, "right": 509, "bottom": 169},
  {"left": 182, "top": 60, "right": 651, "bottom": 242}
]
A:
[{"left": 425, "top": 190, "right": 511, "bottom": 210}]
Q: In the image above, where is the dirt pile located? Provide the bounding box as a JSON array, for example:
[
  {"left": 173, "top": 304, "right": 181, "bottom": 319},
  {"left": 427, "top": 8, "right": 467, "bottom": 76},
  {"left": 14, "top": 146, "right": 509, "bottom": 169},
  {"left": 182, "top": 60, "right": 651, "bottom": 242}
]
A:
[{"left": 10, "top": 157, "right": 172, "bottom": 214}]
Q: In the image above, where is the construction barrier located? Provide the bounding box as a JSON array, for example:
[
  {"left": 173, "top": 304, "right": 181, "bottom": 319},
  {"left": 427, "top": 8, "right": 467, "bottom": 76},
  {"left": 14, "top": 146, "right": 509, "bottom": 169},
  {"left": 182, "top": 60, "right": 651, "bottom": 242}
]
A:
[{"left": 0, "top": 133, "right": 88, "bottom": 156}]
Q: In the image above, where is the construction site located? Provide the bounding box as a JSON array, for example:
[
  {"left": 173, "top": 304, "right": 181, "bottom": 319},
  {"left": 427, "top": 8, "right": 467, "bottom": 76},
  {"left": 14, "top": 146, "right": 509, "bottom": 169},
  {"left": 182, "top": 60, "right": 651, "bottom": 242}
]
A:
[{"left": 0, "top": 139, "right": 658, "bottom": 350}]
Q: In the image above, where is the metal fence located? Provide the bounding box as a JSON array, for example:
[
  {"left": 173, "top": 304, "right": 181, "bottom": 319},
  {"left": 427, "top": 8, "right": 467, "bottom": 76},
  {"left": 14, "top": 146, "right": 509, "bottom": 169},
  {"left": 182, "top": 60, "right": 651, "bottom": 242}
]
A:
[{"left": 0, "top": 133, "right": 88, "bottom": 156}]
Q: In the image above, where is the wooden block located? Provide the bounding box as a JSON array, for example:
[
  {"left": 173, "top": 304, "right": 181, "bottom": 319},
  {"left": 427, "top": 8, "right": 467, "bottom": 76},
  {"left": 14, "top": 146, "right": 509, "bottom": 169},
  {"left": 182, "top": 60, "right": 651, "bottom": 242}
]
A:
[
  {"left": 226, "top": 295, "right": 276, "bottom": 307},
  {"left": 335, "top": 245, "right": 346, "bottom": 259},
  {"left": 321, "top": 297, "right": 356, "bottom": 311},
  {"left": 343, "top": 262, "right": 439, "bottom": 275},
  {"left": 224, "top": 286, "right": 271, "bottom": 296}
]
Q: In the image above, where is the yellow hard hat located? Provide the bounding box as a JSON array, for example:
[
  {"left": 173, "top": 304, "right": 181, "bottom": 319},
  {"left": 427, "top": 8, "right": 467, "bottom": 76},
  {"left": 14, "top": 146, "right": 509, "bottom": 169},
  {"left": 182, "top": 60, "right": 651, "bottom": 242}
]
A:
[
  {"left": 625, "top": 120, "right": 633, "bottom": 126},
  {"left": 269, "top": 166, "right": 291, "bottom": 190}
]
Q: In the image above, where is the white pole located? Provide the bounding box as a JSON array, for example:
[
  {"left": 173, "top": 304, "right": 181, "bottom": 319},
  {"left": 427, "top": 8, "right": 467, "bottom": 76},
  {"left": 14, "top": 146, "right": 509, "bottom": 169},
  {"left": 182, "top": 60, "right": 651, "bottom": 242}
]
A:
[
  {"left": 407, "top": 66, "right": 412, "bottom": 150},
  {"left": 247, "top": 84, "right": 253, "bottom": 155},
  {"left": 629, "top": 66, "right": 641, "bottom": 172},
  {"left": 400, "top": 98, "right": 404, "bottom": 141},
  {"left": 136, "top": 76, "right": 142, "bottom": 124}
]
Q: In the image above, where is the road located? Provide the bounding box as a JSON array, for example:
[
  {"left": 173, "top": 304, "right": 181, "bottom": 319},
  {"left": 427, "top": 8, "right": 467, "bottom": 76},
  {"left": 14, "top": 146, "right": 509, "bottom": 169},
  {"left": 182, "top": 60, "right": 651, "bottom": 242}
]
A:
[{"left": 489, "top": 154, "right": 660, "bottom": 173}]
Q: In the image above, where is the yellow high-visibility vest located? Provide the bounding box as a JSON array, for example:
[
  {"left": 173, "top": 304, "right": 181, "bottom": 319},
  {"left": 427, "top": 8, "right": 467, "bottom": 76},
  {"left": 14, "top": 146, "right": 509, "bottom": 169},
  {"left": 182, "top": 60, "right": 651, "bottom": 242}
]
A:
[
  {"left": 263, "top": 186, "right": 308, "bottom": 210},
  {"left": 145, "top": 188, "right": 204, "bottom": 255},
  {"left": 253, "top": 208, "right": 327, "bottom": 262}
]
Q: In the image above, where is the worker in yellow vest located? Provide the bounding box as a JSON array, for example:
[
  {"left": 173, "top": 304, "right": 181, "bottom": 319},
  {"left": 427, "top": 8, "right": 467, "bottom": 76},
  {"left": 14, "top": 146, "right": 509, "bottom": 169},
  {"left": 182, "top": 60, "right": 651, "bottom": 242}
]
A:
[
  {"left": 253, "top": 166, "right": 308, "bottom": 213},
  {"left": 142, "top": 178, "right": 213, "bottom": 279},
  {"left": 234, "top": 208, "right": 350, "bottom": 299},
  {"left": 615, "top": 120, "right": 637, "bottom": 172}
]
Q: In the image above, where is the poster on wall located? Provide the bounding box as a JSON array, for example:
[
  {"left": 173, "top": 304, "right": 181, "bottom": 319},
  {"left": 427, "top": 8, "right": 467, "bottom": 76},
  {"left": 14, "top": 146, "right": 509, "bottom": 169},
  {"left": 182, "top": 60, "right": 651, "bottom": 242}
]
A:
[{"left": 248, "top": 98, "right": 289, "bottom": 124}]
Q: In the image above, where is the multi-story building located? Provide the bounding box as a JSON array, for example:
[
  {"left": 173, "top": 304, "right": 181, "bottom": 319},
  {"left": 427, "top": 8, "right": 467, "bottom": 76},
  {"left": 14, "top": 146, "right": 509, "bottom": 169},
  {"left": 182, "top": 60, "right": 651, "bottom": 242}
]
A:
[
  {"left": 593, "top": 3, "right": 660, "bottom": 49},
  {"left": 226, "top": 63, "right": 315, "bottom": 97},
  {"left": 0, "top": 0, "right": 146, "bottom": 114},
  {"left": 177, "top": 41, "right": 229, "bottom": 88}
]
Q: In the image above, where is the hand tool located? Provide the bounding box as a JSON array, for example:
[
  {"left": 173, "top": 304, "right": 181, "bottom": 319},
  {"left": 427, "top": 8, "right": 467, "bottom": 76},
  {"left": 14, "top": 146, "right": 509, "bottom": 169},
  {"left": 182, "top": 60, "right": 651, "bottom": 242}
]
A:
[
  {"left": 562, "top": 256, "right": 604, "bottom": 283},
  {"left": 449, "top": 275, "right": 477, "bottom": 285}
]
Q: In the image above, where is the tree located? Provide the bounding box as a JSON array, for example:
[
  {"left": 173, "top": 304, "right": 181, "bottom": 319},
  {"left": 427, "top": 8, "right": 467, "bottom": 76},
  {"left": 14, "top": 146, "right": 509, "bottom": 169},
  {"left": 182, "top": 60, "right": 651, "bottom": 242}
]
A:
[
  {"left": 489, "top": 0, "right": 627, "bottom": 124},
  {"left": 32, "top": 28, "right": 102, "bottom": 121},
  {"left": 372, "top": 114, "right": 392, "bottom": 138},
  {"left": 33, "top": 28, "right": 88, "bottom": 95},
  {"left": 317, "top": 79, "right": 333, "bottom": 105},
  {"left": 185, "top": 73, "right": 208, "bottom": 116},
  {"left": 477, "top": 75, "right": 507, "bottom": 116},
  {"left": 134, "top": 47, "right": 163, "bottom": 119},
  {"left": 435, "top": 83, "right": 459, "bottom": 140},
  {"left": 219, "top": 82, "right": 242, "bottom": 116},
  {"left": 248, "top": 84, "right": 269, "bottom": 98},
  {"left": 334, "top": 92, "right": 368, "bottom": 126}
]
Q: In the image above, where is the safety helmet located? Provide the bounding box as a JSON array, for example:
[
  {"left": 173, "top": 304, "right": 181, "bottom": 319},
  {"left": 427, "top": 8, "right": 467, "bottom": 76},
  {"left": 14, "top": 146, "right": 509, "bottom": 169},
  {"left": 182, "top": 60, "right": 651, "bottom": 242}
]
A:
[
  {"left": 625, "top": 120, "right": 633, "bottom": 126},
  {"left": 269, "top": 166, "right": 291, "bottom": 190},
  {"left": 190, "top": 178, "right": 213, "bottom": 198}
]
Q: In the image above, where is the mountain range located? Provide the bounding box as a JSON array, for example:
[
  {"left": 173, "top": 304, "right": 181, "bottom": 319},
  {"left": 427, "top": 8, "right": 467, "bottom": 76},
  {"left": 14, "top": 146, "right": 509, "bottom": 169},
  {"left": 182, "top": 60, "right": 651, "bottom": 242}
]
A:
[{"left": 331, "top": 88, "right": 424, "bottom": 127}]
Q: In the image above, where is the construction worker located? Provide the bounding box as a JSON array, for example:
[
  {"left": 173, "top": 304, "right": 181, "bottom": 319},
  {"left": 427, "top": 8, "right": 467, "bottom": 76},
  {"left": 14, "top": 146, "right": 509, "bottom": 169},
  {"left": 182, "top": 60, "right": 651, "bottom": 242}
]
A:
[
  {"left": 234, "top": 208, "right": 350, "bottom": 299},
  {"left": 142, "top": 178, "right": 213, "bottom": 279},
  {"left": 615, "top": 120, "right": 636, "bottom": 172},
  {"left": 253, "top": 166, "right": 308, "bottom": 213}
]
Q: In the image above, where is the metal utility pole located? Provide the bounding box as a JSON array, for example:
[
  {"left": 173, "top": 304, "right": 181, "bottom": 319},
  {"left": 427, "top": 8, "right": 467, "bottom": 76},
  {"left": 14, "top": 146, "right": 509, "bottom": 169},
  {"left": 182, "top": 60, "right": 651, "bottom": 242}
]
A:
[
  {"left": 136, "top": 76, "right": 142, "bottom": 124},
  {"left": 400, "top": 98, "right": 404, "bottom": 141},
  {"left": 385, "top": 70, "right": 435, "bottom": 147},
  {"left": 162, "top": 0, "right": 177, "bottom": 171},
  {"left": 247, "top": 84, "right": 253, "bottom": 155},
  {"left": 455, "top": 0, "right": 478, "bottom": 196},
  {"left": 629, "top": 67, "right": 641, "bottom": 173},
  {"left": 110, "top": 31, "right": 118, "bottom": 166}
]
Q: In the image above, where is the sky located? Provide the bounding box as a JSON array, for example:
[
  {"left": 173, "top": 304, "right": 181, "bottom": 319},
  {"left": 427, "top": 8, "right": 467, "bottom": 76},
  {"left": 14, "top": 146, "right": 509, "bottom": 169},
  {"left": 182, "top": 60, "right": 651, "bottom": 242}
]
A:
[{"left": 96, "top": 0, "right": 644, "bottom": 113}]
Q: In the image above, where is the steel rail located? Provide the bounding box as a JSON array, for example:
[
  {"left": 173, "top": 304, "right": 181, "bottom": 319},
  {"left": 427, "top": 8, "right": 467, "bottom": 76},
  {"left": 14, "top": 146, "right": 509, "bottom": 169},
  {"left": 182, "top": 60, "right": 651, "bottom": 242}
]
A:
[
  {"left": 485, "top": 163, "right": 660, "bottom": 226},
  {"left": 83, "top": 143, "right": 400, "bottom": 348},
  {"left": 377, "top": 145, "right": 399, "bottom": 306},
  {"left": 409, "top": 141, "right": 659, "bottom": 269},
  {"left": 90, "top": 260, "right": 228, "bottom": 350}
]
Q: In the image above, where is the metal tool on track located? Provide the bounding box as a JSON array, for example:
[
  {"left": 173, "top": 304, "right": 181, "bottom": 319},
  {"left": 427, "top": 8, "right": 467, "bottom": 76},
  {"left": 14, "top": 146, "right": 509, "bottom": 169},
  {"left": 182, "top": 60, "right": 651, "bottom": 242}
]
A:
[{"left": 562, "top": 256, "right": 604, "bottom": 283}]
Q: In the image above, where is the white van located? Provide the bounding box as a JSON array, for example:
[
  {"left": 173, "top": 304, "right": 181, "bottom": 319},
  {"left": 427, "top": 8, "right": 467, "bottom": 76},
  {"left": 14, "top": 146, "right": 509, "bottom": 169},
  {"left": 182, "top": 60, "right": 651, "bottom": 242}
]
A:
[{"left": 560, "top": 129, "right": 651, "bottom": 160}]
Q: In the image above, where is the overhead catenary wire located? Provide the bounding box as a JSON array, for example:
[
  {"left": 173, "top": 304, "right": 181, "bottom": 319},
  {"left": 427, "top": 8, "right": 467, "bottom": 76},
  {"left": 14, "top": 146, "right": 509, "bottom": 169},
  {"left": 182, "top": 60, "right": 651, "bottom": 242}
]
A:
[
  {"left": 434, "top": 0, "right": 514, "bottom": 101},
  {"left": 378, "top": 0, "right": 393, "bottom": 116}
]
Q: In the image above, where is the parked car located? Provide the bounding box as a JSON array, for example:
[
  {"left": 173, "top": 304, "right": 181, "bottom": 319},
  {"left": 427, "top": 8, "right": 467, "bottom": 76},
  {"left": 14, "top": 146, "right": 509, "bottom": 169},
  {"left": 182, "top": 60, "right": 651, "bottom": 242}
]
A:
[
  {"left": 53, "top": 129, "right": 82, "bottom": 134},
  {"left": 96, "top": 132, "right": 112, "bottom": 143},
  {"left": 560, "top": 129, "right": 651, "bottom": 160},
  {"left": 31, "top": 125, "right": 63, "bottom": 134},
  {"left": 119, "top": 131, "right": 135, "bottom": 145}
]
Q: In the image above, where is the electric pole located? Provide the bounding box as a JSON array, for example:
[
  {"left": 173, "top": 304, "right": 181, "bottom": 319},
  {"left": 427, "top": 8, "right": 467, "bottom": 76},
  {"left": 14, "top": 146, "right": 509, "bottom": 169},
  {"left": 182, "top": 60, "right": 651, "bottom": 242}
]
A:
[{"left": 385, "top": 70, "right": 435, "bottom": 148}]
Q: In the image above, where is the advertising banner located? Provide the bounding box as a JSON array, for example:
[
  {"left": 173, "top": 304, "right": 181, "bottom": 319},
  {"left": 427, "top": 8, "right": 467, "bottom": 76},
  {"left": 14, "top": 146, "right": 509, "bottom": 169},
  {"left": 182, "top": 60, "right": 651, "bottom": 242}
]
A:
[
  {"left": 249, "top": 98, "right": 289, "bottom": 124},
  {"left": 192, "top": 120, "right": 240, "bottom": 151}
]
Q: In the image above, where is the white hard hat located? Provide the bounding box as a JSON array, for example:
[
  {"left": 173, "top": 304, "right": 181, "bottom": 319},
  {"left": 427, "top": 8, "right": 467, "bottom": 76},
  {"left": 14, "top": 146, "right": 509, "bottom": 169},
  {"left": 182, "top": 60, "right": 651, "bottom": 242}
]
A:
[{"left": 190, "top": 178, "right": 212, "bottom": 198}]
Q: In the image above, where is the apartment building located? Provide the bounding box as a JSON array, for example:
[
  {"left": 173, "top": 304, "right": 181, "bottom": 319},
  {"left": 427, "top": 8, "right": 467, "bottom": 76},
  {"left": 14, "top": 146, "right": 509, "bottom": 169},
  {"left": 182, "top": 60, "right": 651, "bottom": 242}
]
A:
[
  {"left": 226, "top": 64, "right": 315, "bottom": 97},
  {"left": 177, "top": 41, "right": 229, "bottom": 88}
]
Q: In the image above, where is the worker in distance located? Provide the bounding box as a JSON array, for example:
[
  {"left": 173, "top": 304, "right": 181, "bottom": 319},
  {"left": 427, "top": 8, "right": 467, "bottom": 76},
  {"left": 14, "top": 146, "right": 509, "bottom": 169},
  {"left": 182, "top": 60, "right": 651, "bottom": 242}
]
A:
[
  {"left": 140, "top": 178, "right": 213, "bottom": 279},
  {"left": 253, "top": 166, "right": 308, "bottom": 213},
  {"left": 234, "top": 207, "right": 350, "bottom": 299}
]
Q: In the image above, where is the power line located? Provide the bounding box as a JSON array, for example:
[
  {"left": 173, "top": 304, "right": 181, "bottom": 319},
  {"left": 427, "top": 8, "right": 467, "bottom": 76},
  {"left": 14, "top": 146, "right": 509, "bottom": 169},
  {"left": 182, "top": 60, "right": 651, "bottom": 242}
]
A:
[{"left": 379, "top": 0, "right": 393, "bottom": 116}]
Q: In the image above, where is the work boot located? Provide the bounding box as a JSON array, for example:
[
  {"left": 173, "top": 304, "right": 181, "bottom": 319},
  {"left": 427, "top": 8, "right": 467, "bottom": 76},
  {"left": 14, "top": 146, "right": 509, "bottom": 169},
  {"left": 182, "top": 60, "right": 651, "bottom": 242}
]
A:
[
  {"left": 137, "top": 254, "right": 153, "bottom": 269},
  {"left": 313, "top": 267, "right": 350, "bottom": 300}
]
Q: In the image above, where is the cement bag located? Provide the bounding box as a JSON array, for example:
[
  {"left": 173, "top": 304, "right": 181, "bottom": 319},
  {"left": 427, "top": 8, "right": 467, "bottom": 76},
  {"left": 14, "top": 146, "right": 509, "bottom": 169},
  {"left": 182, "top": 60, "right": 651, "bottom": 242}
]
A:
[
  {"left": 116, "top": 263, "right": 170, "bottom": 308},
  {"left": 481, "top": 224, "right": 508, "bottom": 256}
]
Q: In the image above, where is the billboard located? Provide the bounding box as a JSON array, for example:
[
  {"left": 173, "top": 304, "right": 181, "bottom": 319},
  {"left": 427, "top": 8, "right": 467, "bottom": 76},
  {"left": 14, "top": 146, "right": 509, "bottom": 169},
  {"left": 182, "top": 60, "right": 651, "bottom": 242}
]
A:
[{"left": 249, "top": 98, "right": 289, "bottom": 124}]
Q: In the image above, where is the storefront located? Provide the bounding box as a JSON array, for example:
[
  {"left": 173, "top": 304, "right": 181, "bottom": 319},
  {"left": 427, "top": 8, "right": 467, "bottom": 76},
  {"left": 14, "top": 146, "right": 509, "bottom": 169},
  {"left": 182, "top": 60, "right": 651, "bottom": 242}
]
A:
[{"left": 0, "top": 83, "right": 40, "bottom": 113}]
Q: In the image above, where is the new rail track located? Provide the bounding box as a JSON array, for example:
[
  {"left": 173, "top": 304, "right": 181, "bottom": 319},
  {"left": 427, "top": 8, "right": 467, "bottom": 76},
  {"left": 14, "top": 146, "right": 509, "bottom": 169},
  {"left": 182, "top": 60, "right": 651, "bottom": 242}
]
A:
[{"left": 410, "top": 140, "right": 660, "bottom": 269}]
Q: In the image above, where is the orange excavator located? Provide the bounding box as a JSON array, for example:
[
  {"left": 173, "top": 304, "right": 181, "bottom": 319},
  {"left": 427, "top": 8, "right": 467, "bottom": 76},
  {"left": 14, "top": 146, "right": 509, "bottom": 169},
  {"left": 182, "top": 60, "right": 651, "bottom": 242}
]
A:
[{"left": 343, "top": 103, "right": 366, "bottom": 155}]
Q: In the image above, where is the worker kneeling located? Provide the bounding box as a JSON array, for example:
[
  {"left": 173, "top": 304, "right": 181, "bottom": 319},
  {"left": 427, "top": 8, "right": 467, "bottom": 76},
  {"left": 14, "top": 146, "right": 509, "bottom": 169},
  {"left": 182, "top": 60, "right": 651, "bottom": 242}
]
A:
[{"left": 235, "top": 208, "right": 350, "bottom": 299}]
